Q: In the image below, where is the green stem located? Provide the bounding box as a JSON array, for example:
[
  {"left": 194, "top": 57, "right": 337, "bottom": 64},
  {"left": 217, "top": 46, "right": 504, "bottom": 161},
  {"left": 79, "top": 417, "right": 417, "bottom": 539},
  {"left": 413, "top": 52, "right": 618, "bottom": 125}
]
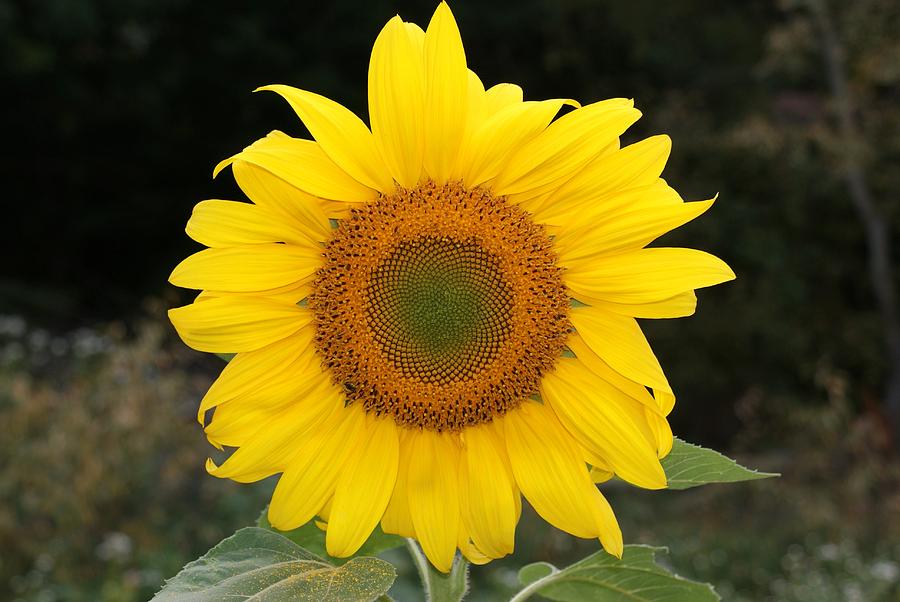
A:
[{"left": 405, "top": 538, "right": 469, "bottom": 602}]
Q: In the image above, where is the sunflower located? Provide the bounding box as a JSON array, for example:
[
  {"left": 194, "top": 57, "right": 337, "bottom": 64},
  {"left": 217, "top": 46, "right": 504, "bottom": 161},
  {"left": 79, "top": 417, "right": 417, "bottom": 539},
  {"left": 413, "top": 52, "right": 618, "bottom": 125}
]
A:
[{"left": 168, "top": 2, "right": 734, "bottom": 572}]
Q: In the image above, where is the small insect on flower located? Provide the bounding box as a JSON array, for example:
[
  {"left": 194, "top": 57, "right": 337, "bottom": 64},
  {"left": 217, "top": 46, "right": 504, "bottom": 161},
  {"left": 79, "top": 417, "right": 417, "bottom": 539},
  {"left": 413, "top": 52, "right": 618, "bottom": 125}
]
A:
[{"left": 168, "top": 1, "right": 734, "bottom": 573}]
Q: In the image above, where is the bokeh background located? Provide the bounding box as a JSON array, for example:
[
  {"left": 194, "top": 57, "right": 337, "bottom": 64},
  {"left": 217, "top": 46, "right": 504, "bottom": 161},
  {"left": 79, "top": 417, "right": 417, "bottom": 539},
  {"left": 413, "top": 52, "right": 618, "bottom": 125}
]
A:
[{"left": 2, "top": 0, "right": 899, "bottom": 600}]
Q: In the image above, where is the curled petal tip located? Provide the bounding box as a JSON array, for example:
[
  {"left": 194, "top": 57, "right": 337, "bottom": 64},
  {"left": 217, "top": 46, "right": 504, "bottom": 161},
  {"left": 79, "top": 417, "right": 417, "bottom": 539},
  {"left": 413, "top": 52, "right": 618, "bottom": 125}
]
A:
[{"left": 212, "top": 156, "right": 234, "bottom": 178}]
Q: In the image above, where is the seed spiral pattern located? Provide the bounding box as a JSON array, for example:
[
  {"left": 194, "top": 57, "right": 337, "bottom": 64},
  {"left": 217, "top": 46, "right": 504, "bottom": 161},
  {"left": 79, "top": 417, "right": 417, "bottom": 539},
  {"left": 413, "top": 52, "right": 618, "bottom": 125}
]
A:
[
  {"left": 310, "top": 181, "right": 570, "bottom": 431},
  {"left": 367, "top": 238, "right": 513, "bottom": 384}
]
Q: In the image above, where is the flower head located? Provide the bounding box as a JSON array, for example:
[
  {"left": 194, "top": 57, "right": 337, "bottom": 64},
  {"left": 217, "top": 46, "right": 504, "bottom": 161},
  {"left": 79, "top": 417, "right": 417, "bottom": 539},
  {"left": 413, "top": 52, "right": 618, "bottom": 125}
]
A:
[{"left": 169, "top": 1, "right": 734, "bottom": 572}]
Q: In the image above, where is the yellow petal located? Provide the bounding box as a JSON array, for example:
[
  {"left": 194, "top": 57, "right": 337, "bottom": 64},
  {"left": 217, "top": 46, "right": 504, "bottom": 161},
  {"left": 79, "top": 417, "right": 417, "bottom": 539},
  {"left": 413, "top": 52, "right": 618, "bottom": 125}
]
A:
[
  {"left": 511, "top": 135, "right": 618, "bottom": 215},
  {"left": 567, "top": 333, "right": 659, "bottom": 411},
  {"left": 232, "top": 161, "right": 331, "bottom": 241},
  {"left": 408, "top": 429, "right": 460, "bottom": 573},
  {"left": 590, "top": 488, "right": 623, "bottom": 558},
  {"left": 655, "top": 389, "right": 677, "bottom": 416},
  {"left": 578, "top": 441, "right": 614, "bottom": 473},
  {"left": 196, "top": 327, "right": 319, "bottom": 423},
  {"left": 558, "top": 199, "right": 714, "bottom": 261},
  {"left": 550, "top": 180, "right": 679, "bottom": 229},
  {"left": 565, "top": 247, "right": 735, "bottom": 305},
  {"left": 590, "top": 466, "right": 615, "bottom": 483},
  {"left": 457, "top": 526, "right": 493, "bottom": 565},
  {"left": 268, "top": 404, "right": 367, "bottom": 531},
  {"left": 461, "top": 424, "right": 517, "bottom": 558},
  {"left": 492, "top": 99, "right": 641, "bottom": 197},
  {"left": 539, "top": 135, "right": 671, "bottom": 223},
  {"left": 448, "top": 69, "right": 486, "bottom": 180},
  {"left": 571, "top": 331, "right": 679, "bottom": 422},
  {"left": 369, "top": 16, "right": 426, "bottom": 188},
  {"left": 502, "top": 401, "right": 602, "bottom": 539},
  {"left": 423, "top": 1, "right": 468, "bottom": 183},
  {"left": 205, "top": 404, "right": 279, "bottom": 450},
  {"left": 256, "top": 85, "right": 393, "bottom": 193},
  {"left": 168, "top": 296, "right": 310, "bottom": 353},
  {"left": 326, "top": 415, "right": 399, "bottom": 557},
  {"left": 483, "top": 83, "right": 523, "bottom": 115},
  {"left": 206, "top": 375, "right": 341, "bottom": 478},
  {"left": 382, "top": 430, "right": 415, "bottom": 538},
  {"left": 569, "top": 336, "right": 675, "bottom": 458},
  {"left": 405, "top": 21, "right": 425, "bottom": 49},
  {"left": 185, "top": 200, "right": 315, "bottom": 249},
  {"left": 215, "top": 131, "right": 377, "bottom": 202},
  {"left": 644, "top": 405, "right": 674, "bottom": 458},
  {"left": 318, "top": 498, "right": 333, "bottom": 524},
  {"left": 570, "top": 306, "right": 671, "bottom": 394},
  {"left": 463, "top": 99, "right": 575, "bottom": 187},
  {"left": 197, "top": 281, "right": 311, "bottom": 306},
  {"left": 465, "top": 69, "right": 486, "bottom": 122},
  {"left": 169, "top": 244, "right": 320, "bottom": 293},
  {"left": 586, "top": 292, "right": 699, "bottom": 320},
  {"left": 542, "top": 359, "right": 667, "bottom": 489},
  {"left": 204, "top": 382, "right": 328, "bottom": 451}
]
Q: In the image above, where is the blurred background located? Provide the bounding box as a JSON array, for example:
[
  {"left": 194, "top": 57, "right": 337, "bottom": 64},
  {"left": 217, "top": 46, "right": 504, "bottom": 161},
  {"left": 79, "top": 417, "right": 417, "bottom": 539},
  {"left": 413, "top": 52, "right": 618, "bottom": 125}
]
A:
[{"left": 2, "top": 0, "right": 899, "bottom": 600}]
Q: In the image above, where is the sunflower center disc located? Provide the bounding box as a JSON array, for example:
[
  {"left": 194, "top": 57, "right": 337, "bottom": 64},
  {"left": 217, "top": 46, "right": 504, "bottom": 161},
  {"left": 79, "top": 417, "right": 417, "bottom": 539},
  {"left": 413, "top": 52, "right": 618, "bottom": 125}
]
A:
[
  {"left": 310, "top": 182, "right": 571, "bottom": 431},
  {"left": 367, "top": 238, "right": 512, "bottom": 384}
]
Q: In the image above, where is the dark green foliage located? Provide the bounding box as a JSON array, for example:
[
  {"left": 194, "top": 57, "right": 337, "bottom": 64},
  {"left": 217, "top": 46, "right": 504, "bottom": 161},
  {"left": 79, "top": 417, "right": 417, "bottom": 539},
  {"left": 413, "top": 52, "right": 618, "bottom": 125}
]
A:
[
  {"left": 516, "top": 546, "right": 719, "bottom": 601},
  {"left": 151, "top": 528, "right": 395, "bottom": 602},
  {"left": 660, "top": 438, "right": 778, "bottom": 489}
]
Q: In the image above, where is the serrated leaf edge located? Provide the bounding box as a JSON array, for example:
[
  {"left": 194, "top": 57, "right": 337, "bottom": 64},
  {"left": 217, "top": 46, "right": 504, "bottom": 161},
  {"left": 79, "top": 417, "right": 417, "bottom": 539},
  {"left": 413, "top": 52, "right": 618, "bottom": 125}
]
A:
[
  {"left": 662, "top": 438, "right": 779, "bottom": 489},
  {"left": 510, "top": 545, "right": 720, "bottom": 602}
]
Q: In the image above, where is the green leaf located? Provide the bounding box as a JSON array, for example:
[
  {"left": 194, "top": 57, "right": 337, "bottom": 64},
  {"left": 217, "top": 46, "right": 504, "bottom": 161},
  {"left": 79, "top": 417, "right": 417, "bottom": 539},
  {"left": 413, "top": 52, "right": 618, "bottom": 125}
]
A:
[
  {"left": 215, "top": 353, "right": 235, "bottom": 362},
  {"left": 662, "top": 438, "right": 778, "bottom": 490},
  {"left": 256, "top": 507, "right": 405, "bottom": 563},
  {"left": 518, "top": 561, "right": 556, "bottom": 585},
  {"left": 152, "top": 527, "right": 395, "bottom": 602},
  {"left": 515, "top": 545, "right": 718, "bottom": 602}
]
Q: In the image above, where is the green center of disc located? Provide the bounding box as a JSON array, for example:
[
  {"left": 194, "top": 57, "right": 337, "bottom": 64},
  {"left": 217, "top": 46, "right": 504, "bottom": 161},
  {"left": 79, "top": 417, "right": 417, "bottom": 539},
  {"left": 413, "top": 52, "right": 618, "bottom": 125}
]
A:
[{"left": 366, "top": 237, "right": 513, "bottom": 384}]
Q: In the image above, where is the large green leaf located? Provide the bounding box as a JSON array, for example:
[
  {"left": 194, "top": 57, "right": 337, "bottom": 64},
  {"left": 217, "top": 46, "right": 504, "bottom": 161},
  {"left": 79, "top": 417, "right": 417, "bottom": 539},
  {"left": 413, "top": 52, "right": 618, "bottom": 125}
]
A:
[
  {"left": 662, "top": 438, "right": 778, "bottom": 489},
  {"left": 515, "top": 545, "right": 718, "bottom": 601},
  {"left": 151, "top": 527, "right": 395, "bottom": 602},
  {"left": 256, "top": 507, "right": 405, "bottom": 563}
]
